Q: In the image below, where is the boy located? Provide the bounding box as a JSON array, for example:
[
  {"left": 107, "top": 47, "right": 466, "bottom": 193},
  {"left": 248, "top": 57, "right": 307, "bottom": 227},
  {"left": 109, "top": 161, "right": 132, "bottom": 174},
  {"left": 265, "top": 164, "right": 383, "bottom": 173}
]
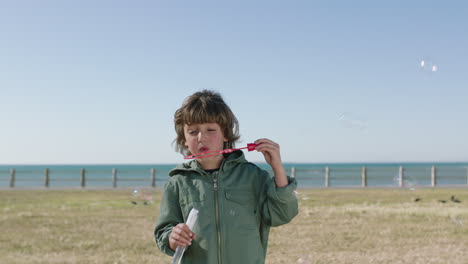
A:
[{"left": 154, "top": 90, "right": 298, "bottom": 264}]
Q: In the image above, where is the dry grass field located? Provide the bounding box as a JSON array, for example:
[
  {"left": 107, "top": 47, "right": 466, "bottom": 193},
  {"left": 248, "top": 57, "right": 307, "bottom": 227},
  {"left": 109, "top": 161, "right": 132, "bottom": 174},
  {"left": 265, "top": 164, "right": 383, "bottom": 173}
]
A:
[{"left": 1, "top": 188, "right": 467, "bottom": 264}]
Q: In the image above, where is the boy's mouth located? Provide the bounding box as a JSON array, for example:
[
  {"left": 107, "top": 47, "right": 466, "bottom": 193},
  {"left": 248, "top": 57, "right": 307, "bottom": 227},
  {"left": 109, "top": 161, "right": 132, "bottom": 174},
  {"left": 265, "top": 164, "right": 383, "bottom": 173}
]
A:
[{"left": 199, "top": 146, "right": 209, "bottom": 153}]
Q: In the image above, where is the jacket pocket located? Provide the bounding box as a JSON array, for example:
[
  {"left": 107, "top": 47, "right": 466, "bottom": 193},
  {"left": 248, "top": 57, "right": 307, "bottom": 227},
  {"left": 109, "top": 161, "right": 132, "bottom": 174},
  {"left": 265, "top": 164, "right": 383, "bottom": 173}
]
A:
[{"left": 224, "top": 189, "right": 257, "bottom": 227}]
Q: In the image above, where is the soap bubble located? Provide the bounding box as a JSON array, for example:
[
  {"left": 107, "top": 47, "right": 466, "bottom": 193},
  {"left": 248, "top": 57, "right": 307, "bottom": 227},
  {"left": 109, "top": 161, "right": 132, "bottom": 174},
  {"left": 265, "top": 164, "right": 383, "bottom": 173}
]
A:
[
  {"left": 131, "top": 187, "right": 154, "bottom": 205},
  {"left": 450, "top": 215, "right": 464, "bottom": 226},
  {"left": 338, "top": 112, "right": 367, "bottom": 130},
  {"left": 132, "top": 187, "right": 141, "bottom": 197},
  {"left": 294, "top": 190, "right": 311, "bottom": 201},
  {"left": 393, "top": 174, "right": 401, "bottom": 187},
  {"left": 402, "top": 175, "right": 417, "bottom": 191},
  {"left": 297, "top": 254, "right": 313, "bottom": 264},
  {"left": 393, "top": 173, "right": 416, "bottom": 190},
  {"left": 419, "top": 58, "right": 438, "bottom": 74}
]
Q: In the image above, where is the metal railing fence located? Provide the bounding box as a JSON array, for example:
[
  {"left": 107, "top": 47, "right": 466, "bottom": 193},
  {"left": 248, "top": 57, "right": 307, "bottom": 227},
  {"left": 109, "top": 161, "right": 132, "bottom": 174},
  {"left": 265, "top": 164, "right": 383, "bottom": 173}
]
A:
[{"left": 1, "top": 165, "right": 467, "bottom": 188}]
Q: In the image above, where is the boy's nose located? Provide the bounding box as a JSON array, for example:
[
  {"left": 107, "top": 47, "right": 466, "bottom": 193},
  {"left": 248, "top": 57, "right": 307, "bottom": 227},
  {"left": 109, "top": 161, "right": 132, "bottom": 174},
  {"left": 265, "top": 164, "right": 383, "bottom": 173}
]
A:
[{"left": 197, "top": 131, "right": 205, "bottom": 142}]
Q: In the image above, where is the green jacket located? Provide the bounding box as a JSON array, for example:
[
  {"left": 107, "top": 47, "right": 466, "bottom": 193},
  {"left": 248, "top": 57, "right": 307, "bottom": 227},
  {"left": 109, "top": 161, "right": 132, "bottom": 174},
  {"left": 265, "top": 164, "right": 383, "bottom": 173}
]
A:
[{"left": 154, "top": 150, "right": 298, "bottom": 264}]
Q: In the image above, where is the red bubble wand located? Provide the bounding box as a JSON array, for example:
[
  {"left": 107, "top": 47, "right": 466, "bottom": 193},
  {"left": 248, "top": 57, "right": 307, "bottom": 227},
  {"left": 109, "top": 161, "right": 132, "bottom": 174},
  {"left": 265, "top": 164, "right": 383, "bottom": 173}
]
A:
[{"left": 184, "top": 143, "right": 257, "bottom": 160}]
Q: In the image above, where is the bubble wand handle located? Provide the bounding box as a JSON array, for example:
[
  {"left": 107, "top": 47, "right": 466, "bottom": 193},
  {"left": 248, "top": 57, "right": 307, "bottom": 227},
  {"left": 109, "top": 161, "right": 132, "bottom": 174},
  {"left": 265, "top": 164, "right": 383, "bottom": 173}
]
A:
[
  {"left": 170, "top": 208, "right": 199, "bottom": 264},
  {"left": 183, "top": 143, "right": 257, "bottom": 160}
]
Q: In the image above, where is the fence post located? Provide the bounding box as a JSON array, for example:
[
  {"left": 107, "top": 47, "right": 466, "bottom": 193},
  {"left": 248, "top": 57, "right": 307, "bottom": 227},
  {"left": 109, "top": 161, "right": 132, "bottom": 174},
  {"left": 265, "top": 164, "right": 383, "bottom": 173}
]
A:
[
  {"left": 10, "top": 169, "right": 15, "bottom": 188},
  {"left": 361, "top": 166, "right": 367, "bottom": 187},
  {"left": 291, "top": 167, "right": 296, "bottom": 178},
  {"left": 112, "top": 168, "right": 117, "bottom": 188},
  {"left": 399, "top": 166, "right": 404, "bottom": 187},
  {"left": 44, "top": 168, "right": 49, "bottom": 188},
  {"left": 325, "top": 166, "right": 330, "bottom": 187},
  {"left": 81, "top": 168, "right": 86, "bottom": 188},
  {"left": 151, "top": 168, "right": 156, "bottom": 188},
  {"left": 431, "top": 166, "right": 436, "bottom": 187}
]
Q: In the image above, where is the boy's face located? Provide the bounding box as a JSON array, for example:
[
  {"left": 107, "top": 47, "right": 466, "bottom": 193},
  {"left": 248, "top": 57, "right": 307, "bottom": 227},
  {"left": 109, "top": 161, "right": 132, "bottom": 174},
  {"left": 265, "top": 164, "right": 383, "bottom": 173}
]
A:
[{"left": 184, "top": 122, "right": 227, "bottom": 157}]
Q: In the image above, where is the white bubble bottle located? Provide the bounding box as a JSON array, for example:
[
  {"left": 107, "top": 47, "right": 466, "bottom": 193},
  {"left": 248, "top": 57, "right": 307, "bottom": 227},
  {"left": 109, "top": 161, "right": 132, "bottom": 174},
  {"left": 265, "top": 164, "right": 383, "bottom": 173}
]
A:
[{"left": 171, "top": 208, "right": 199, "bottom": 264}]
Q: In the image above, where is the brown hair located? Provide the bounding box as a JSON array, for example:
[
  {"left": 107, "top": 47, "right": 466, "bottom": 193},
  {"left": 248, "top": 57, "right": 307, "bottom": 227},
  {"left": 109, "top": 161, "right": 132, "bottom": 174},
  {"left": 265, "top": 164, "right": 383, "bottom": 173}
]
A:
[{"left": 174, "top": 90, "right": 240, "bottom": 155}]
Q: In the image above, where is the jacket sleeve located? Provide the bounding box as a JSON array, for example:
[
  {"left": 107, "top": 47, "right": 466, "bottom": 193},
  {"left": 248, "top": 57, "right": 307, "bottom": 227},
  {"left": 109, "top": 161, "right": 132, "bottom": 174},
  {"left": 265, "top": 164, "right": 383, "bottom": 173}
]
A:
[
  {"left": 154, "top": 181, "right": 183, "bottom": 256},
  {"left": 260, "top": 170, "right": 299, "bottom": 227}
]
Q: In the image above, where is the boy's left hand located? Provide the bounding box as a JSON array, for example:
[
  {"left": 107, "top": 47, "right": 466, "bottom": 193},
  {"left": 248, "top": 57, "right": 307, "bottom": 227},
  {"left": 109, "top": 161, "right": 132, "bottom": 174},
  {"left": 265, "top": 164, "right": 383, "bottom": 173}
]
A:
[
  {"left": 255, "top": 138, "right": 288, "bottom": 188},
  {"left": 254, "top": 138, "right": 282, "bottom": 170}
]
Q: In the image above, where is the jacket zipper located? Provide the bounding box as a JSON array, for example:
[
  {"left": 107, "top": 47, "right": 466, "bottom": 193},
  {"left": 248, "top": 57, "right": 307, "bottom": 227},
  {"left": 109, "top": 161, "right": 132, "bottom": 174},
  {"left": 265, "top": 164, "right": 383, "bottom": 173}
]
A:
[{"left": 213, "top": 173, "right": 222, "bottom": 264}]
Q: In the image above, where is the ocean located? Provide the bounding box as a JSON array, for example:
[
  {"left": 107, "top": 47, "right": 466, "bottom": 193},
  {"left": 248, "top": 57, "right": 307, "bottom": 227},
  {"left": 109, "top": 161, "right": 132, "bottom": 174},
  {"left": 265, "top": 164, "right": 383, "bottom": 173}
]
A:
[{"left": 1, "top": 162, "right": 467, "bottom": 189}]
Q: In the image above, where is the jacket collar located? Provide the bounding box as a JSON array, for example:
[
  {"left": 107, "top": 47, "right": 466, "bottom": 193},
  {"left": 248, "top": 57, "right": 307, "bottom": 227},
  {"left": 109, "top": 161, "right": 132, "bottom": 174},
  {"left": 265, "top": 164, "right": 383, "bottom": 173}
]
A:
[{"left": 169, "top": 150, "right": 247, "bottom": 176}]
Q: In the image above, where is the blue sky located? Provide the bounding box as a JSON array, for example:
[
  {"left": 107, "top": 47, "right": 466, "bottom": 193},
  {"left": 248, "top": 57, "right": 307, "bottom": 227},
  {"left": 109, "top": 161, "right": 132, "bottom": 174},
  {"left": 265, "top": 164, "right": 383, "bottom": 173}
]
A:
[{"left": 1, "top": 1, "right": 467, "bottom": 164}]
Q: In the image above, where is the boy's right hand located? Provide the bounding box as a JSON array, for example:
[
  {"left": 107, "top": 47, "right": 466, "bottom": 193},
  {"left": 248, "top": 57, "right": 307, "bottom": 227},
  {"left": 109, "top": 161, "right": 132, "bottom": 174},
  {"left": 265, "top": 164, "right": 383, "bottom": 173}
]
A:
[{"left": 169, "top": 223, "right": 196, "bottom": 251}]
